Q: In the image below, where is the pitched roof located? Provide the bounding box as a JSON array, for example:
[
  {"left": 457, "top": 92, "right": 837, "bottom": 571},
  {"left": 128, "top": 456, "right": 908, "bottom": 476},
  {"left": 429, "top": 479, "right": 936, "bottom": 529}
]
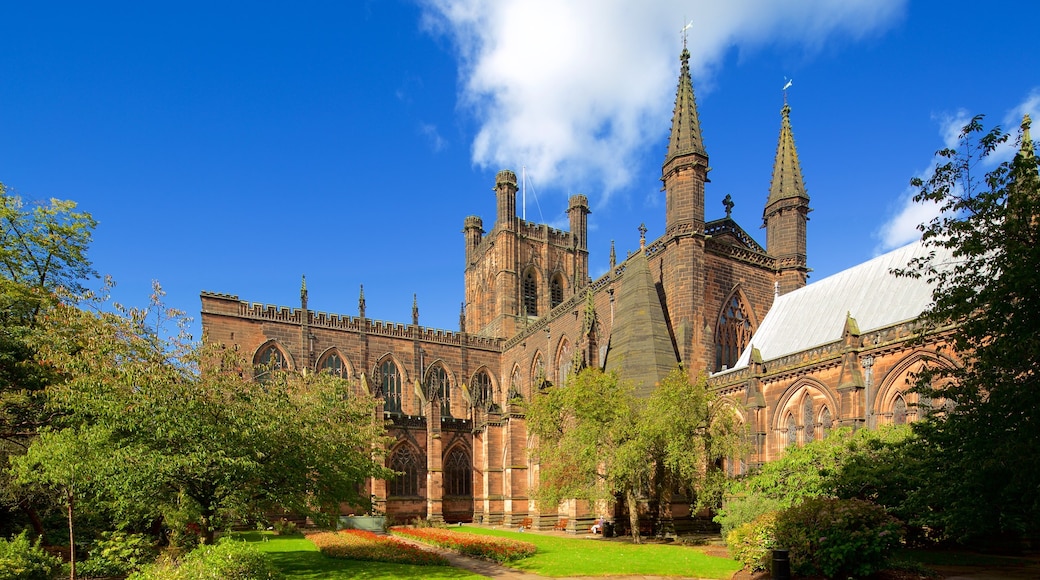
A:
[
  {"left": 730, "top": 240, "right": 952, "bottom": 369},
  {"left": 604, "top": 251, "right": 678, "bottom": 397}
]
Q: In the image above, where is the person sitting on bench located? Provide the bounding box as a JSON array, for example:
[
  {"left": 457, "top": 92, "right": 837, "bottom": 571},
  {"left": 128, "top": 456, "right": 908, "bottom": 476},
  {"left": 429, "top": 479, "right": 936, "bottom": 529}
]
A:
[{"left": 590, "top": 518, "right": 604, "bottom": 534}]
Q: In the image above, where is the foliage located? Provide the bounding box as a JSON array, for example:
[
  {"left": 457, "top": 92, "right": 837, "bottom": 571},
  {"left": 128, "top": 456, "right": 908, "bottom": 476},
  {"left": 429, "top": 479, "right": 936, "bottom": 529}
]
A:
[
  {"left": 725, "top": 511, "right": 776, "bottom": 572},
  {"left": 309, "top": 530, "right": 448, "bottom": 566},
  {"left": 128, "top": 539, "right": 281, "bottom": 580},
  {"left": 31, "top": 286, "right": 394, "bottom": 544},
  {"left": 898, "top": 115, "right": 1040, "bottom": 542},
  {"left": 0, "top": 183, "right": 97, "bottom": 539},
  {"left": 773, "top": 497, "right": 904, "bottom": 579},
  {"left": 525, "top": 367, "right": 744, "bottom": 543},
  {"left": 272, "top": 519, "right": 299, "bottom": 536},
  {"left": 715, "top": 425, "right": 914, "bottom": 535},
  {"left": 0, "top": 531, "right": 62, "bottom": 580},
  {"left": 11, "top": 425, "right": 112, "bottom": 577},
  {"left": 392, "top": 527, "right": 536, "bottom": 563},
  {"left": 77, "top": 531, "right": 156, "bottom": 578}
]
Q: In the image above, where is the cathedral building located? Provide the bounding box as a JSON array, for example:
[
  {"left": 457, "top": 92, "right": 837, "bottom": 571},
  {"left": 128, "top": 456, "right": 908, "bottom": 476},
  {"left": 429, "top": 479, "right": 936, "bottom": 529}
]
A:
[{"left": 200, "top": 47, "right": 953, "bottom": 531}]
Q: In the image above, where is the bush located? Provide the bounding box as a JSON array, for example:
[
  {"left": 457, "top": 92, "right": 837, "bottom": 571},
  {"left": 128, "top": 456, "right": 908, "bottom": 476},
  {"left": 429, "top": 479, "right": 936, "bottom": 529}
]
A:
[
  {"left": 726, "top": 512, "right": 776, "bottom": 572},
  {"left": 309, "top": 530, "right": 448, "bottom": 566},
  {"left": 0, "top": 531, "right": 62, "bottom": 580},
  {"left": 391, "top": 527, "right": 537, "bottom": 563},
  {"left": 773, "top": 497, "right": 903, "bottom": 578},
  {"left": 128, "top": 539, "right": 280, "bottom": 580},
  {"left": 716, "top": 494, "right": 781, "bottom": 538},
  {"left": 272, "top": 519, "right": 299, "bottom": 536},
  {"left": 78, "top": 531, "right": 157, "bottom": 578}
]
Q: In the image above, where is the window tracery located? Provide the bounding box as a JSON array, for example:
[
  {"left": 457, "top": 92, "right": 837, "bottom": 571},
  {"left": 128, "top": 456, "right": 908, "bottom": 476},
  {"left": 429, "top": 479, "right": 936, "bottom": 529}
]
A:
[
  {"left": 523, "top": 269, "right": 538, "bottom": 316},
  {"left": 715, "top": 294, "right": 753, "bottom": 372},
  {"left": 254, "top": 343, "right": 285, "bottom": 382},
  {"left": 388, "top": 445, "right": 422, "bottom": 497},
  {"left": 444, "top": 447, "right": 471, "bottom": 497},
  {"left": 381, "top": 360, "right": 402, "bottom": 414}
]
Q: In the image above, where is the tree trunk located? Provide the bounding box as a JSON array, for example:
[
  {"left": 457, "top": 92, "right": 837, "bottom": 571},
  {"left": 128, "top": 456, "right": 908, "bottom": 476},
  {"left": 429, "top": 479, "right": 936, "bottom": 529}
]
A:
[
  {"left": 626, "top": 489, "right": 641, "bottom": 544},
  {"left": 200, "top": 511, "right": 216, "bottom": 545},
  {"left": 19, "top": 500, "right": 46, "bottom": 540},
  {"left": 67, "top": 490, "right": 76, "bottom": 580}
]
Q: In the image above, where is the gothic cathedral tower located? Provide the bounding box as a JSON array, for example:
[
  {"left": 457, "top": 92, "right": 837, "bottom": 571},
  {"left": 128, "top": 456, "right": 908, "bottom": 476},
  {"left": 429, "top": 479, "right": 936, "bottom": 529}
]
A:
[{"left": 764, "top": 104, "right": 811, "bottom": 295}]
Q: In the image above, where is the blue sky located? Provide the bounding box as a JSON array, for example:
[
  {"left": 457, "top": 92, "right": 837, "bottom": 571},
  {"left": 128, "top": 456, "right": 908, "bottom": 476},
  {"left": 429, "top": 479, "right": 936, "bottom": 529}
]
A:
[{"left": 1, "top": 1, "right": 1036, "bottom": 337}]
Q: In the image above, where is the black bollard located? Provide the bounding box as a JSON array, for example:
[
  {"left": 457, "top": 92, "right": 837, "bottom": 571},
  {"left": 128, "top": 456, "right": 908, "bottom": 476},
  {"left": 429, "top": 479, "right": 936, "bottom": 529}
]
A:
[{"left": 772, "top": 549, "right": 790, "bottom": 580}]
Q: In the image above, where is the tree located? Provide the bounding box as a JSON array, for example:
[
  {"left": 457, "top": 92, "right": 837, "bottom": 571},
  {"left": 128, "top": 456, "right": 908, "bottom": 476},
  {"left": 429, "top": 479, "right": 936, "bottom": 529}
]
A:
[
  {"left": 900, "top": 114, "right": 1040, "bottom": 542},
  {"left": 0, "top": 182, "right": 97, "bottom": 537},
  {"left": 33, "top": 285, "right": 394, "bottom": 545},
  {"left": 12, "top": 426, "right": 110, "bottom": 580},
  {"left": 525, "top": 367, "right": 744, "bottom": 542}
]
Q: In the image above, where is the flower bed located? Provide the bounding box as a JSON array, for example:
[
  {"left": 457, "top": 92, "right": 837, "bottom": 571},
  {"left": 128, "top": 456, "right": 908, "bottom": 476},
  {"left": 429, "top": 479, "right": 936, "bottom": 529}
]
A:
[
  {"left": 391, "top": 527, "right": 537, "bottom": 563},
  {"left": 308, "top": 530, "right": 448, "bottom": 566}
]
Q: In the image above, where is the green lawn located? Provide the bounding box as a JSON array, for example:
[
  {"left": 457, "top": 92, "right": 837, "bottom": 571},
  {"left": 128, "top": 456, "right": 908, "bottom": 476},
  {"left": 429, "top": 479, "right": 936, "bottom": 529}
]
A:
[
  {"left": 455, "top": 527, "right": 741, "bottom": 578},
  {"left": 240, "top": 533, "right": 486, "bottom": 580}
]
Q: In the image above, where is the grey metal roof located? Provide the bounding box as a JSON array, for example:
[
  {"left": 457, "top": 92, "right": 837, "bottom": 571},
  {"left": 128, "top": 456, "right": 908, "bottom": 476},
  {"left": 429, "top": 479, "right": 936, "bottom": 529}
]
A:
[{"left": 730, "top": 240, "right": 952, "bottom": 369}]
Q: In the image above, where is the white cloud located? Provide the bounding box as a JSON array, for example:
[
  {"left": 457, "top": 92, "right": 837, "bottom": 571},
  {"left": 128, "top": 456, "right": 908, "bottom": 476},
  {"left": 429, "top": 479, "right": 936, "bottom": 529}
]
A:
[
  {"left": 875, "top": 91, "right": 1040, "bottom": 253},
  {"left": 875, "top": 111, "right": 969, "bottom": 253},
  {"left": 420, "top": 0, "right": 904, "bottom": 206}
]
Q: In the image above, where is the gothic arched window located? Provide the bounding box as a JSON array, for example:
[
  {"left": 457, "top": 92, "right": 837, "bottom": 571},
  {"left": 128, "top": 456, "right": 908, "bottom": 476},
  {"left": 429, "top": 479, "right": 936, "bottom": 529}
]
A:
[
  {"left": 381, "top": 360, "right": 402, "bottom": 414},
  {"left": 803, "top": 396, "right": 815, "bottom": 441},
  {"left": 893, "top": 394, "right": 907, "bottom": 425},
  {"left": 550, "top": 275, "right": 564, "bottom": 309},
  {"left": 472, "top": 370, "right": 493, "bottom": 410},
  {"left": 389, "top": 445, "right": 422, "bottom": 497},
  {"left": 444, "top": 447, "right": 472, "bottom": 497},
  {"left": 715, "top": 295, "right": 753, "bottom": 372},
  {"left": 523, "top": 269, "right": 538, "bottom": 317},
  {"left": 509, "top": 367, "right": 523, "bottom": 401},
  {"left": 786, "top": 413, "right": 797, "bottom": 448},
  {"left": 319, "top": 351, "right": 345, "bottom": 377},
  {"left": 254, "top": 343, "right": 286, "bottom": 382},
  {"left": 429, "top": 366, "right": 451, "bottom": 417},
  {"left": 820, "top": 406, "right": 832, "bottom": 439},
  {"left": 557, "top": 340, "right": 571, "bottom": 387}
]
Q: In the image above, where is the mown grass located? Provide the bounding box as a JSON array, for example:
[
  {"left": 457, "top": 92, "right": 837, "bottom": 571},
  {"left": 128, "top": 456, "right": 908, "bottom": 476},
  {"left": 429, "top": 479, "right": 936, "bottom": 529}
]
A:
[
  {"left": 237, "top": 533, "right": 485, "bottom": 580},
  {"left": 455, "top": 527, "right": 741, "bottom": 578}
]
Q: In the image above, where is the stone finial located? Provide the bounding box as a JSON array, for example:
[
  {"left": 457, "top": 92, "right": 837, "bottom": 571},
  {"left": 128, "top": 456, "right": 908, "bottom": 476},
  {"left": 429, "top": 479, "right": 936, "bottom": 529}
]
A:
[
  {"left": 638, "top": 223, "right": 647, "bottom": 250},
  {"left": 459, "top": 302, "right": 466, "bottom": 333},
  {"left": 412, "top": 294, "right": 419, "bottom": 326},
  {"left": 609, "top": 240, "right": 617, "bottom": 269},
  {"left": 300, "top": 275, "right": 308, "bottom": 310},
  {"left": 723, "top": 194, "right": 734, "bottom": 218},
  {"left": 358, "top": 284, "right": 366, "bottom": 318}
]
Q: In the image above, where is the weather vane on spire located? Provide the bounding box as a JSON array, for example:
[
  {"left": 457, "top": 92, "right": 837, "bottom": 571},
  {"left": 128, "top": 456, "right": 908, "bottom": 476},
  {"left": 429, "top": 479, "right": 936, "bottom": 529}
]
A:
[
  {"left": 783, "top": 76, "right": 793, "bottom": 105},
  {"left": 681, "top": 19, "right": 693, "bottom": 49}
]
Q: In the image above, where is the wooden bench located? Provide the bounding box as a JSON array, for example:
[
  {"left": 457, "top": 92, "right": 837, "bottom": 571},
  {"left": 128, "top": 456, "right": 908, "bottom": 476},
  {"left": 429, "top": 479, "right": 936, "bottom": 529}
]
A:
[
  {"left": 553, "top": 518, "right": 568, "bottom": 531},
  {"left": 518, "top": 517, "right": 533, "bottom": 530}
]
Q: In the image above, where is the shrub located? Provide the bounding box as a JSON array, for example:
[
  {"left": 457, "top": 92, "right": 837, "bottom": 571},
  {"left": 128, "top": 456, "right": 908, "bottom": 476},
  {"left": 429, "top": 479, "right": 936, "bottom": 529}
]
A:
[
  {"left": 0, "top": 531, "right": 62, "bottom": 580},
  {"left": 272, "top": 519, "right": 299, "bottom": 536},
  {"left": 128, "top": 539, "right": 281, "bottom": 580},
  {"left": 391, "top": 526, "right": 536, "bottom": 563},
  {"left": 726, "top": 512, "right": 776, "bottom": 572},
  {"left": 309, "top": 530, "right": 448, "bottom": 566},
  {"left": 773, "top": 497, "right": 904, "bottom": 578},
  {"left": 78, "top": 531, "right": 157, "bottom": 578},
  {"left": 716, "top": 494, "right": 781, "bottom": 538}
]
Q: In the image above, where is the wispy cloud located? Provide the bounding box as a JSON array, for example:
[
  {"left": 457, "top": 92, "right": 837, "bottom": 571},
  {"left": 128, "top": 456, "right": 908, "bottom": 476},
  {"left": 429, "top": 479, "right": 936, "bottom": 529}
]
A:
[
  {"left": 875, "top": 90, "right": 1040, "bottom": 253},
  {"left": 419, "top": 122, "right": 447, "bottom": 152},
  {"left": 419, "top": 0, "right": 905, "bottom": 206}
]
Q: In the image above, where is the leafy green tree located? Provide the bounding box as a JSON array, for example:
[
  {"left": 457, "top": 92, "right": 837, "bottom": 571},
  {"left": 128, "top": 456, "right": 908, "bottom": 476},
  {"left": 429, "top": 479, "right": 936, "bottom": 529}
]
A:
[
  {"left": 526, "top": 367, "right": 743, "bottom": 542},
  {"left": 12, "top": 426, "right": 110, "bottom": 580},
  {"left": 714, "top": 425, "right": 915, "bottom": 537},
  {"left": 0, "top": 182, "right": 96, "bottom": 537},
  {"left": 34, "top": 286, "right": 393, "bottom": 545},
  {"left": 900, "top": 114, "right": 1040, "bottom": 542}
]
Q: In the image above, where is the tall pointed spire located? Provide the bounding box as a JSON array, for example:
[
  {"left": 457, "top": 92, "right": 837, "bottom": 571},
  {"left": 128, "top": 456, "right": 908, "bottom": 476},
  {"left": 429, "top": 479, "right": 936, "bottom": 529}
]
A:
[
  {"left": 1018, "top": 114, "right": 1035, "bottom": 164},
  {"left": 766, "top": 104, "right": 808, "bottom": 207},
  {"left": 665, "top": 48, "right": 706, "bottom": 163},
  {"left": 764, "top": 103, "right": 811, "bottom": 295}
]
